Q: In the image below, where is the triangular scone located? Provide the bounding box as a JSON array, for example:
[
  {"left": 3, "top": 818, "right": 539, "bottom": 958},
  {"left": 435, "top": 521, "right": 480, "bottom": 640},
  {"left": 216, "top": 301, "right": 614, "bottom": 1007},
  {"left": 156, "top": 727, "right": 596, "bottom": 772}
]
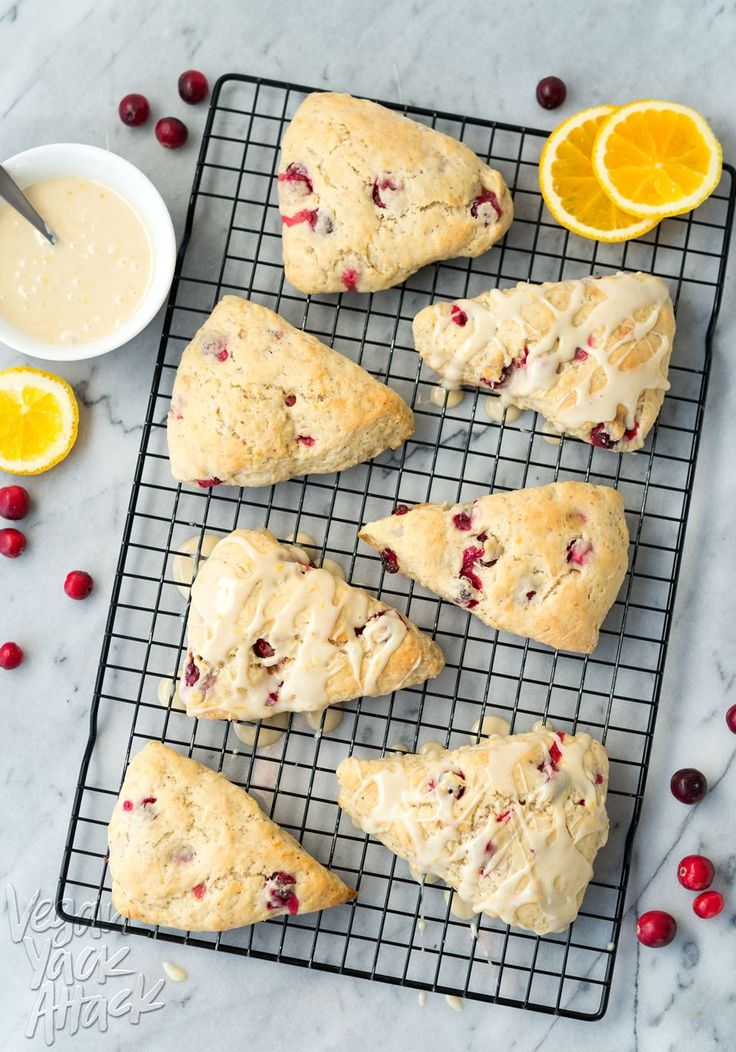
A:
[
  {"left": 167, "top": 296, "right": 413, "bottom": 487},
  {"left": 278, "top": 92, "right": 513, "bottom": 294},
  {"left": 180, "top": 528, "right": 444, "bottom": 721},
  {"left": 413, "top": 272, "right": 675, "bottom": 451},
  {"left": 359, "top": 482, "right": 629, "bottom": 654},
  {"left": 337, "top": 726, "right": 608, "bottom": 935},
  {"left": 108, "top": 742, "right": 355, "bottom": 932}
]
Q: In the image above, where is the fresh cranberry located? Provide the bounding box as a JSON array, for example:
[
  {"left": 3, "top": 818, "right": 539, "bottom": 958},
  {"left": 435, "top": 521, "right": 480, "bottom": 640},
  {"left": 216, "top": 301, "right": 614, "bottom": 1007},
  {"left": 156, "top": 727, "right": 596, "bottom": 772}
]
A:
[
  {"left": 450, "top": 304, "right": 468, "bottom": 327},
  {"left": 536, "top": 76, "right": 567, "bottom": 110},
  {"left": 122, "top": 800, "right": 134, "bottom": 812},
  {"left": 284, "top": 394, "right": 297, "bottom": 407},
  {"left": 64, "top": 570, "right": 94, "bottom": 600},
  {"left": 693, "top": 890, "right": 724, "bottom": 919},
  {"left": 677, "top": 854, "right": 715, "bottom": 891},
  {"left": 670, "top": 768, "right": 707, "bottom": 805},
  {"left": 496, "top": 809, "right": 513, "bottom": 823},
  {"left": 566, "top": 539, "right": 593, "bottom": 566},
  {"left": 253, "top": 638, "right": 275, "bottom": 659},
  {"left": 573, "top": 347, "right": 589, "bottom": 362},
  {"left": 487, "top": 346, "right": 528, "bottom": 389},
  {"left": 118, "top": 93, "right": 150, "bottom": 126},
  {"left": 595, "top": 773, "right": 604, "bottom": 785},
  {"left": 282, "top": 208, "right": 319, "bottom": 229},
  {"left": 0, "top": 642, "right": 23, "bottom": 670},
  {"left": 178, "top": 69, "right": 208, "bottom": 104},
  {"left": 155, "top": 117, "right": 188, "bottom": 149},
  {"left": 266, "top": 871, "right": 300, "bottom": 915},
  {"left": 342, "top": 267, "right": 358, "bottom": 291},
  {"left": 726, "top": 705, "right": 736, "bottom": 733},
  {"left": 196, "top": 478, "right": 221, "bottom": 488},
  {"left": 266, "top": 688, "right": 281, "bottom": 706},
  {"left": 0, "top": 528, "right": 25, "bottom": 558},
  {"left": 460, "top": 546, "right": 485, "bottom": 591},
  {"left": 380, "top": 548, "right": 399, "bottom": 574},
  {"left": 141, "top": 796, "right": 157, "bottom": 806},
  {"left": 623, "top": 422, "right": 640, "bottom": 442},
  {"left": 470, "top": 188, "right": 502, "bottom": 222},
  {"left": 636, "top": 910, "right": 677, "bottom": 948},
  {"left": 0, "top": 485, "right": 29, "bottom": 520},
  {"left": 372, "top": 176, "right": 398, "bottom": 208},
  {"left": 278, "top": 163, "right": 313, "bottom": 195},
  {"left": 452, "top": 512, "right": 473, "bottom": 531},
  {"left": 590, "top": 424, "right": 615, "bottom": 449},
  {"left": 297, "top": 435, "right": 315, "bottom": 447},
  {"left": 525, "top": 590, "right": 537, "bottom": 600},
  {"left": 394, "top": 504, "right": 409, "bottom": 515},
  {"left": 192, "top": 882, "right": 207, "bottom": 900},
  {"left": 184, "top": 659, "right": 200, "bottom": 687}
]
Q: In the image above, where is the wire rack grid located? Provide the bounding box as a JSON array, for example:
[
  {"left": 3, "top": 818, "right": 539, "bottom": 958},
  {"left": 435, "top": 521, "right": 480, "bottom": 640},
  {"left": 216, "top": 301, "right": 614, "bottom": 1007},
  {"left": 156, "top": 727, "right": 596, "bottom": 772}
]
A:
[{"left": 56, "top": 73, "right": 735, "bottom": 1021}]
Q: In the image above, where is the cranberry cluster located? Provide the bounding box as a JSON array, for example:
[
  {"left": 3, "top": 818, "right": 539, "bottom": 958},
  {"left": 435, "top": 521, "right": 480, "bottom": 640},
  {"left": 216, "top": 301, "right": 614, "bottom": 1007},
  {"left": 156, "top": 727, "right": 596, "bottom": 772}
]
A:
[{"left": 118, "top": 70, "right": 209, "bottom": 148}]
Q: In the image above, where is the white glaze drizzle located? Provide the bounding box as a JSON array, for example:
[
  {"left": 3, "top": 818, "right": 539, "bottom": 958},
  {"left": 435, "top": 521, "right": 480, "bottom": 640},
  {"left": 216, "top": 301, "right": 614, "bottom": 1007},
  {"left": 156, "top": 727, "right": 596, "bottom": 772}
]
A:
[
  {"left": 430, "top": 272, "right": 671, "bottom": 432},
  {"left": 172, "top": 533, "right": 220, "bottom": 598},
  {"left": 342, "top": 726, "right": 607, "bottom": 933},
  {"left": 469, "top": 714, "right": 511, "bottom": 740},
  {"left": 183, "top": 532, "right": 414, "bottom": 718},
  {"left": 233, "top": 712, "right": 289, "bottom": 748}
]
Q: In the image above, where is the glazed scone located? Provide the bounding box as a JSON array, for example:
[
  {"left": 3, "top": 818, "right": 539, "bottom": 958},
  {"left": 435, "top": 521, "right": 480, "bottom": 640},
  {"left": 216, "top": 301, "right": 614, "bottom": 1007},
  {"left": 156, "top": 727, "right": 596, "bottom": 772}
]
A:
[
  {"left": 108, "top": 742, "right": 355, "bottom": 931},
  {"left": 180, "top": 528, "right": 444, "bottom": 721},
  {"left": 413, "top": 271, "right": 675, "bottom": 451},
  {"left": 167, "top": 296, "right": 413, "bottom": 488},
  {"left": 359, "top": 482, "right": 629, "bottom": 654},
  {"left": 337, "top": 726, "right": 609, "bottom": 935},
  {"left": 277, "top": 92, "right": 513, "bottom": 294}
]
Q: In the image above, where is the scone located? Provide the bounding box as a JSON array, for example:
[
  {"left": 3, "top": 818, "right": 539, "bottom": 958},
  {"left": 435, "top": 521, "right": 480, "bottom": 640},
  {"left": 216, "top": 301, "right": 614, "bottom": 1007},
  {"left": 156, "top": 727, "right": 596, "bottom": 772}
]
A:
[
  {"left": 108, "top": 742, "right": 355, "bottom": 931},
  {"left": 277, "top": 92, "right": 513, "bottom": 294},
  {"left": 180, "top": 528, "right": 444, "bottom": 721},
  {"left": 413, "top": 271, "right": 675, "bottom": 451},
  {"left": 337, "top": 726, "right": 609, "bottom": 935},
  {"left": 359, "top": 482, "right": 629, "bottom": 654},
  {"left": 167, "top": 296, "right": 413, "bottom": 488}
]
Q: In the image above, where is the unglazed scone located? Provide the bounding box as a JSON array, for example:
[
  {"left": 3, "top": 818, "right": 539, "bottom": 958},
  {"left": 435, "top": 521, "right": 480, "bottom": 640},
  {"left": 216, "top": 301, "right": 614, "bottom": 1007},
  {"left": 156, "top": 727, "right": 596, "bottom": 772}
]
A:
[
  {"left": 337, "top": 726, "right": 609, "bottom": 935},
  {"left": 413, "top": 271, "right": 675, "bottom": 451},
  {"left": 180, "top": 528, "right": 444, "bottom": 720},
  {"left": 359, "top": 482, "right": 629, "bottom": 654},
  {"left": 167, "top": 296, "right": 413, "bottom": 487},
  {"left": 277, "top": 92, "right": 513, "bottom": 294},
  {"left": 108, "top": 742, "right": 355, "bottom": 931}
]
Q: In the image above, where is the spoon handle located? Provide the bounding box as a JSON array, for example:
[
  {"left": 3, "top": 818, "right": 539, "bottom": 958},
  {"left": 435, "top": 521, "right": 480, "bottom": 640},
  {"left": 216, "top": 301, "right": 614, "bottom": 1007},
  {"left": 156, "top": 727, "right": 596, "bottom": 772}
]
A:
[{"left": 0, "top": 166, "right": 57, "bottom": 245}]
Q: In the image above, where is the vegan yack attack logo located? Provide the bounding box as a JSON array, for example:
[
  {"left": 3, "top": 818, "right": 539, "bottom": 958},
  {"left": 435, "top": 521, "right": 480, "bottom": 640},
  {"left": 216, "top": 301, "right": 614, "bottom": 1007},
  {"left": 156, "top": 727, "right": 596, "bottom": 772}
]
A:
[{"left": 6, "top": 885, "right": 166, "bottom": 1046}]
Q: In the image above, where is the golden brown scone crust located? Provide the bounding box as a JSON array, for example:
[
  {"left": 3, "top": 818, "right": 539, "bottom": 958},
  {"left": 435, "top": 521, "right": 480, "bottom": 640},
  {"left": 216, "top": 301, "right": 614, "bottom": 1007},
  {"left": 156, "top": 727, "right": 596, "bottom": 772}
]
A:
[
  {"left": 278, "top": 92, "right": 513, "bottom": 294},
  {"left": 109, "top": 742, "right": 355, "bottom": 931},
  {"left": 337, "top": 727, "right": 609, "bottom": 935},
  {"left": 413, "top": 272, "right": 675, "bottom": 451},
  {"left": 359, "top": 482, "right": 629, "bottom": 654},
  {"left": 167, "top": 296, "right": 413, "bottom": 487},
  {"left": 182, "top": 528, "right": 444, "bottom": 721}
]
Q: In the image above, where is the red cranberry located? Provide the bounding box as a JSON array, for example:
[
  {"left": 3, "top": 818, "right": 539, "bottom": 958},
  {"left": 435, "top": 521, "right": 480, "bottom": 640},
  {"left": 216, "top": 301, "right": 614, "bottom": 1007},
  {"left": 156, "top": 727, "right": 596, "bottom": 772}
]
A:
[
  {"left": 636, "top": 910, "right": 677, "bottom": 948},
  {"left": 284, "top": 394, "right": 297, "bottom": 407},
  {"left": 155, "top": 117, "right": 188, "bottom": 149},
  {"left": 196, "top": 478, "right": 221, "bottom": 488},
  {"left": 141, "top": 796, "right": 157, "bottom": 806},
  {"left": 0, "top": 486, "right": 29, "bottom": 520},
  {"left": 451, "top": 304, "right": 468, "bottom": 327},
  {"left": 452, "top": 512, "right": 473, "bottom": 531},
  {"left": 566, "top": 538, "right": 593, "bottom": 566},
  {"left": 122, "top": 800, "right": 134, "bottom": 812},
  {"left": 590, "top": 424, "right": 615, "bottom": 449},
  {"left": 118, "top": 93, "right": 150, "bottom": 126},
  {"left": 342, "top": 267, "right": 358, "bottom": 291},
  {"left": 394, "top": 504, "right": 409, "bottom": 515},
  {"left": 0, "top": 528, "right": 26, "bottom": 558},
  {"left": 253, "top": 638, "right": 275, "bottom": 659},
  {"left": 178, "top": 69, "right": 208, "bottom": 104},
  {"left": 460, "top": 546, "right": 485, "bottom": 591},
  {"left": 525, "top": 590, "right": 537, "bottom": 600},
  {"left": 64, "top": 570, "right": 94, "bottom": 600},
  {"left": 623, "top": 422, "right": 640, "bottom": 442},
  {"left": 266, "top": 871, "right": 300, "bottom": 915},
  {"left": 670, "top": 768, "right": 707, "bottom": 805},
  {"left": 470, "top": 188, "right": 502, "bottom": 222},
  {"left": 266, "top": 687, "right": 281, "bottom": 706},
  {"left": 573, "top": 347, "right": 589, "bottom": 362},
  {"left": 595, "top": 773, "right": 604, "bottom": 785},
  {"left": 372, "top": 176, "right": 398, "bottom": 208},
  {"left": 536, "top": 76, "right": 567, "bottom": 110},
  {"left": 677, "top": 854, "right": 714, "bottom": 891},
  {"left": 726, "top": 705, "right": 736, "bottom": 733},
  {"left": 282, "top": 208, "right": 319, "bottom": 229},
  {"left": 693, "top": 890, "right": 724, "bottom": 919},
  {"left": 192, "top": 882, "right": 207, "bottom": 900},
  {"left": 296, "top": 435, "right": 315, "bottom": 447},
  {"left": 0, "top": 642, "right": 23, "bottom": 670},
  {"left": 278, "top": 163, "right": 313, "bottom": 194},
  {"left": 380, "top": 548, "right": 399, "bottom": 574},
  {"left": 184, "top": 659, "right": 200, "bottom": 687},
  {"left": 496, "top": 809, "right": 513, "bottom": 823}
]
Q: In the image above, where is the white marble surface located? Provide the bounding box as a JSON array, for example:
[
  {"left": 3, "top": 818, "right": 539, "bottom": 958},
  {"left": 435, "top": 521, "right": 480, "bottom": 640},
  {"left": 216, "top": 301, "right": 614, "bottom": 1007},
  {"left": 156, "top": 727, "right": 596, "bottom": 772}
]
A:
[{"left": 2, "top": 0, "right": 735, "bottom": 1048}]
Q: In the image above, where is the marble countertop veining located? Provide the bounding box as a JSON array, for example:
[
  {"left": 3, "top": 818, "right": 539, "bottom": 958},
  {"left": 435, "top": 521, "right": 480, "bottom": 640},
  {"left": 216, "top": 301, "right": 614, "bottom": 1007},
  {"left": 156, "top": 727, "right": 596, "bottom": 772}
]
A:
[{"left": 1, "top": 0, "right": 735, "bottom": 1049}]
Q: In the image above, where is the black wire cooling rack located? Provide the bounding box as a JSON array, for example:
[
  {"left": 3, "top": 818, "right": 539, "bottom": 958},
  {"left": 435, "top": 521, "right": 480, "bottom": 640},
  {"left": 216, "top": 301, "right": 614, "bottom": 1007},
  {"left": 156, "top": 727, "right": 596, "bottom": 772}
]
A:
[{"left": 57, "top": 74, "right": 735, "bottom": 1021}]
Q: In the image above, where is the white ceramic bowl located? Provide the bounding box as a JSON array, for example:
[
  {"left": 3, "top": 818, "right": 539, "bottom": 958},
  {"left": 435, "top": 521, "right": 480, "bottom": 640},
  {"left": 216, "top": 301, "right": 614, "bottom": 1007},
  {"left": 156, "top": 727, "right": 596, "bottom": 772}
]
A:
[{"left": 0, "top": 143, "right": 176, "bottom": 362}]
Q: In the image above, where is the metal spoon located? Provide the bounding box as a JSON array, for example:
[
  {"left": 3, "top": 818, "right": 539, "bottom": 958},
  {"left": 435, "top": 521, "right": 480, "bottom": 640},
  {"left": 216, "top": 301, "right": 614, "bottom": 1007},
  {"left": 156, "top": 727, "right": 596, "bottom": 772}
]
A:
[{"left": 0, "top": 165, "right": 57, "bottom": 245}]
